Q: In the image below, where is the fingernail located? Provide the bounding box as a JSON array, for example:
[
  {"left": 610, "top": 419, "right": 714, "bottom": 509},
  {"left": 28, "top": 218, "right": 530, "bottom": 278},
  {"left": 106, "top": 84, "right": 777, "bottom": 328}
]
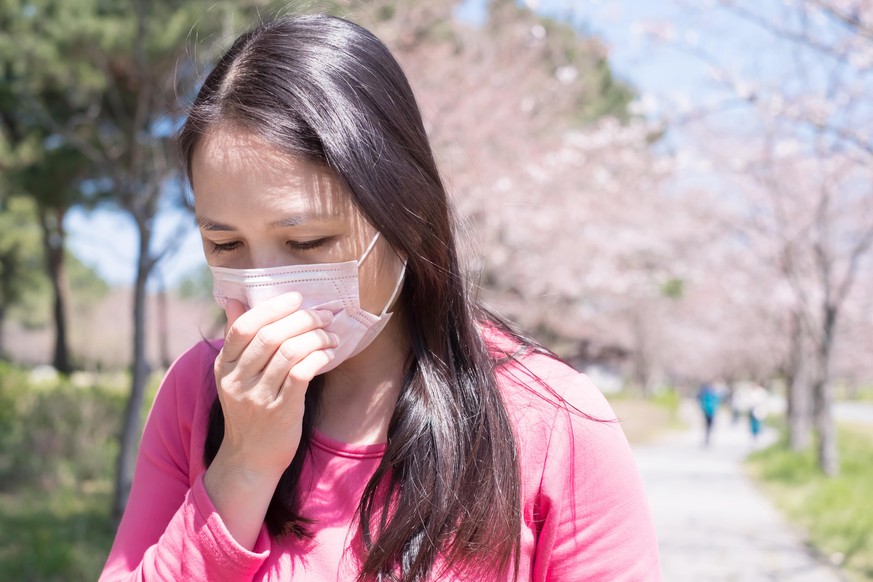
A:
[
  {"left": 324, "top": 348, "right": 336, "bottom": 359},
  {"left": 329, "top": 333, "right": 340, "bottom": 346},
  {"left": 318, "top": 310, "right": 334, "bottom": 324}
]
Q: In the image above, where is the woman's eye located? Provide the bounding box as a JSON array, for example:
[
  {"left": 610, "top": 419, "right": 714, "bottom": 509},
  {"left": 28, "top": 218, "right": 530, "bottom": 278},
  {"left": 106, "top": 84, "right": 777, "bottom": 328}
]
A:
[
  {"left": 287, "top": 238, "right": 331, "bottom": 251},
  {"left": 210, "top": 241, "right": 242, "bottom": 255}
]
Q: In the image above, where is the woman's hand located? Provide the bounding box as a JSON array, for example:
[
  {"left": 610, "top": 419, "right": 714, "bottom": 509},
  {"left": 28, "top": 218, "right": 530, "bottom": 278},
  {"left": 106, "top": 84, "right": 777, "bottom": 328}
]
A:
[
  {"left": 214, "top": 291, "right": 337, "bottom": 476},
  {"left": 203, "top": 291, "right": 338, "bottom": 549}
]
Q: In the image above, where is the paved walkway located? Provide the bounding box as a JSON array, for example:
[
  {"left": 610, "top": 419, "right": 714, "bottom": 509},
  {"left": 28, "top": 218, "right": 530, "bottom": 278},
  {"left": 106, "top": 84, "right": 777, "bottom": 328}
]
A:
[{"left": 631, "top": 402, "right": 845, "bottom": 582}]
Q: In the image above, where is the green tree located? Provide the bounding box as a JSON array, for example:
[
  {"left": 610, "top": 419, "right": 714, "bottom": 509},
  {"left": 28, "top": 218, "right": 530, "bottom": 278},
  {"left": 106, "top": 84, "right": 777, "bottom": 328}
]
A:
[
  {"left": 485, "top": 0, "right": 635, "bottom": 126},
  {"left": 13, "top": 146, "right": 97, "bottom": 373},
  {"left": 1, "top": 0, "right": 263, "bottom": 516},
  {"left": 1, "top": 3, "right": 92, "bottom": 373},
  {"left": 0, "top": 195, "right": 45, "bottom": 358},
  {"left": 70, "top": 0, "right": 256, "bottom": 518}
]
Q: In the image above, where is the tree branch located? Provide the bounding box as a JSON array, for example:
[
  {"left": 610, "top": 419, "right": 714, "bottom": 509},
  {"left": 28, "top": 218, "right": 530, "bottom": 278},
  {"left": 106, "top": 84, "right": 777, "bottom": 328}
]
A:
[{"left": 717, "top": 0, "right": 869, "bottom": 66}]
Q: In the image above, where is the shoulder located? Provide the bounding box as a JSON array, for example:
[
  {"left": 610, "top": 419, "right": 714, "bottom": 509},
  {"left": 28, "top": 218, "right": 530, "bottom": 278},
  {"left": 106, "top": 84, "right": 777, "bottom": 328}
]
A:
[
  {"left": 483, "top": 323, "right": 638, "bottom": 498},
  {"left": 483, "top": 324, "right": 617, "bottom": 426},
  {"left": 483, "top": 326, "right": 661, "bottom": 578}
]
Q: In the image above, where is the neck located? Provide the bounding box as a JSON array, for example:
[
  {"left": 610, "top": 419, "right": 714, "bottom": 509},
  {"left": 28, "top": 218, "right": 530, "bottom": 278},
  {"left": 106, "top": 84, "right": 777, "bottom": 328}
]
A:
[{"left": 316, "top": 314, "right": 409, "bottom": 445}]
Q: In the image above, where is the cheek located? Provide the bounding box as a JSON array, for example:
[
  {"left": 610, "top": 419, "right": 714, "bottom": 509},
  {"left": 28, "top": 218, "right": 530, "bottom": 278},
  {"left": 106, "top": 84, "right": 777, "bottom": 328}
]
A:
[
  {"left": 358, "top": 252, "right": 404, "bottom": 314},
  {"left": 357, "top": 261, "right": 384, "bottom": 313}
]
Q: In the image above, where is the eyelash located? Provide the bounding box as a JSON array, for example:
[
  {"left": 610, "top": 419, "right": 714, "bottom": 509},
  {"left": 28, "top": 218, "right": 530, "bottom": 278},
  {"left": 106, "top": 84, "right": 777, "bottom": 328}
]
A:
[
  {"left": 288, "top": 238, "right": 330, "bottom": 251},
  {"left": 210, "top": 238, "right": 330, "bottom": 255},
  {"left": 211, "top": 241, "right": 241, "bottom": 255}
]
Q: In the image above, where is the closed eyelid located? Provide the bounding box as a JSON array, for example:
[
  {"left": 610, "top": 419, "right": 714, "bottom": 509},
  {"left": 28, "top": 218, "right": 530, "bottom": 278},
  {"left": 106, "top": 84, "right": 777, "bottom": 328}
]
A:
[
  {"left": 209, "top": 240, "right": 242, "bottom": 255},
  {"left": 287, "top": 237, "right": 334, "bottom": 250}
]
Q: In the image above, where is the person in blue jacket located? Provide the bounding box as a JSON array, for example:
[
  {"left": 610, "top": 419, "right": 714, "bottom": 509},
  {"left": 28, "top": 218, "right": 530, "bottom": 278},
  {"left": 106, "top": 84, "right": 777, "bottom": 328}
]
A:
[{"left": 697, "top": 383, "right": 722, "bottom": 447}]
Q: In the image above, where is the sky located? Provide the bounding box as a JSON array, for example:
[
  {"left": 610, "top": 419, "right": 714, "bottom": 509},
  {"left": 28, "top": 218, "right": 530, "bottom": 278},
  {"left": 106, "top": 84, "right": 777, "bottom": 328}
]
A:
[
  {"left": 66, "top": 203, "right": 204, "bottom": 289},
  {"left": 65, "top": 0, "right": 803, "bottom": 289}
]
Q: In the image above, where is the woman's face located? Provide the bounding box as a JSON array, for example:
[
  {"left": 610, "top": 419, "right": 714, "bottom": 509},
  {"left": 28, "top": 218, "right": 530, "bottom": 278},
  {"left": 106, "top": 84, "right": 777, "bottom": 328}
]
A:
[{"left": 191, "top": 125, "right": 403, "bottom": 315}]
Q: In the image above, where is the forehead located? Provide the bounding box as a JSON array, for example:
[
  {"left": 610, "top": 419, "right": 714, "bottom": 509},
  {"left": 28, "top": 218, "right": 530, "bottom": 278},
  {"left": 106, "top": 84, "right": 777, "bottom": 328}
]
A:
[{"left": 191, "top": 125, "right": 351, "bottom": 216}]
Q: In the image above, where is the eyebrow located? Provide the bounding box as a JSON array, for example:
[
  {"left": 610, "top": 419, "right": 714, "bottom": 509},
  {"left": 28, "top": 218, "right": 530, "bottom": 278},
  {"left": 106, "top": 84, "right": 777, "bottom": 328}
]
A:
[{"left": 196, "top": 213, "right": 338, "bottom": 231}]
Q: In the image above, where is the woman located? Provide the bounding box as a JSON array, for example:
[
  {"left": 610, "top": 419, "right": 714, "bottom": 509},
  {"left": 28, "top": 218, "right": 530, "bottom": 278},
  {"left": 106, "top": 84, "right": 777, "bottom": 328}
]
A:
[{"left": 101, "top": 13, "right": 659, "bottom": 581}]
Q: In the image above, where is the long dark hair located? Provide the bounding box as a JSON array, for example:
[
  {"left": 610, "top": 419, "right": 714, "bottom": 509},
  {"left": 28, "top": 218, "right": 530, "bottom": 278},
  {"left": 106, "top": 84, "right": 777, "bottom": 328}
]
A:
[{"left": 179, "top": 14, "right": 526, "bottom": 581}]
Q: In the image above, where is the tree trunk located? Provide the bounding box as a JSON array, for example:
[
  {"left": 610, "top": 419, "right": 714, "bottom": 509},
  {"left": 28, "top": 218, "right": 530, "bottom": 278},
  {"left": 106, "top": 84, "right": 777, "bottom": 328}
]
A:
[
  {"left": 113, "top": 0, "right": 157, "bottom": 520},
  {"left": 156, "top": 269, "right": 172, "bottom": 369},
  {"left": 112, "top": 218, "right": 153, "bottom": 519},
  {"left": 813, "top": 375, "right": 838, "bottom": 476},
  {"left": 632, "top": 306, "right": 654, "bottom": 395},
  {"left": 0, "top": 302, "right": 7, "bottom": 359},
  {"left": 0, "top": 247, "right": 16, "bottom": 359},
  {"left": 786, "top": 312, "right": 811, "bottom": 451},
  {"left": 788, "top": 370, "right": 812, "bottom": 451},
  {"left": 38, "top": 206, "right": 72, "bottom": 375},
  {"left": 813, "top": 306, "right": 839, "bottom": 477}
]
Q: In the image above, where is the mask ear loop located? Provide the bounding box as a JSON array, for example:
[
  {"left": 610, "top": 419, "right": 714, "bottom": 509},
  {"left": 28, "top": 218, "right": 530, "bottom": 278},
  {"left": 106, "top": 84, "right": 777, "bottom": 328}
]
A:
[
  {"left": 356, "top": 231, "right": 407, "bottom": 316},
  {"left": 380, "top": 260, "right": 407, "bottom": 316},
  {"left": 358, "top": 232, "right": 381, "bottom": 264}
]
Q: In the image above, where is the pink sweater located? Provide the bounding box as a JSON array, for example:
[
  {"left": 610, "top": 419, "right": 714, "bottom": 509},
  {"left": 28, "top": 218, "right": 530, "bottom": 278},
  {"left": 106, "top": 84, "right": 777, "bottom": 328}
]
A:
[{"left": 100, "top": 336, "right": 660, "bottom": 581}]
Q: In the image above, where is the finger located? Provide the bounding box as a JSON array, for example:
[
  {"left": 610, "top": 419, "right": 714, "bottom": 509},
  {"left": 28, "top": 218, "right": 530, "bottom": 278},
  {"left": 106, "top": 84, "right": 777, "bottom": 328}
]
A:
[
  {"left": 221, "top": 292, "right": 303, "bottom": 363},
  {"left": 224, "top": 299, "right": 247, "bottom": 337},
  {"left": 234, "top": 308, "right": 335, "bottom": 373},
  {"left": 260, "top": 329, "right": 339, "bottom": 397},
  {"left": 274, "top": 348, "right": 338, "bottom": 405}
]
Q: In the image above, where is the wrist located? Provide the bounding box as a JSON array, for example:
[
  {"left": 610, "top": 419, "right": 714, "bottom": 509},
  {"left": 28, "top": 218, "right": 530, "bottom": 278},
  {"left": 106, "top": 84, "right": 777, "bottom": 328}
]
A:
[
  {"left": 206, "top": 448, "right": 286, "bottom": 491},
  {"left": 202, "top": 450, "right": 284, "bottom": 551}
]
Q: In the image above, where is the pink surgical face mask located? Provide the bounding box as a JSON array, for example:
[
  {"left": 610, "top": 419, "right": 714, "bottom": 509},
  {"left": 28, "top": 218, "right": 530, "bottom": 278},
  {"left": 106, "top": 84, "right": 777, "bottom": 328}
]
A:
[{"left": 209, "top": 233, "right": 406, "bottom": 374}]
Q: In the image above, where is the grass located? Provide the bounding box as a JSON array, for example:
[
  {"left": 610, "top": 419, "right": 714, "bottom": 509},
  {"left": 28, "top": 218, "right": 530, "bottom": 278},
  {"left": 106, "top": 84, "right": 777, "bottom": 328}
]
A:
[
  {"left": 0, "top": 362, "right": 164, "bottom": 581},
  {"left": 0, "top": 487, "right": 116, "bottom": 581},
  {"left": 745, "top": 423, "right": 873, "bottom": 581},
  {"left": 607, "top": 389, "right": 685, "bottom": 444},
  {"left": 851, "top": 387, "right": 873, "bottom": 402}
]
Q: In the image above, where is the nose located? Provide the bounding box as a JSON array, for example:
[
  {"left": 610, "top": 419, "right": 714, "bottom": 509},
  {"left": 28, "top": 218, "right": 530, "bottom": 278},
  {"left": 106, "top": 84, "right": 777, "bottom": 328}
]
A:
[{"left": 248, "top": 247, "right": 297, "bottom": 270}]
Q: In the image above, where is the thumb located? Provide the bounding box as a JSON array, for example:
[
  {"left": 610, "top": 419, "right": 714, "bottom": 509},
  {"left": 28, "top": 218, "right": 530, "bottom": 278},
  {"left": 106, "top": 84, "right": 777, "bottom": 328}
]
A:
[{"left": 224, "top": 298, "right": 247, "bottom": 337}]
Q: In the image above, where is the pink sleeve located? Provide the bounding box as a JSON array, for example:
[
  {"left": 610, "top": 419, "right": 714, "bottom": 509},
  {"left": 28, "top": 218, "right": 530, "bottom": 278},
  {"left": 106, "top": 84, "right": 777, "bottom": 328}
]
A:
[
  {"left": 99, "top": 344, "right": 271, "bottom": 581},
  {"left": 531, "top": 372, "right": 661, "bottom": 581}
]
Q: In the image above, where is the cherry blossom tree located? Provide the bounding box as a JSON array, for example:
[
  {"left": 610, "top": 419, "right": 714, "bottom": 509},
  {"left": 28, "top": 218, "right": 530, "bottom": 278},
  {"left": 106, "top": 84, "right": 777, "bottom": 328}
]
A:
[
  {"left": 357, "top": 0, "right": 787, "bottom": 396},
  {"left": 358, "top": 2, "right": 682, "bottom": 387},
  {"left": 634, "top": 0, "right": 873, "bottom": 474}
]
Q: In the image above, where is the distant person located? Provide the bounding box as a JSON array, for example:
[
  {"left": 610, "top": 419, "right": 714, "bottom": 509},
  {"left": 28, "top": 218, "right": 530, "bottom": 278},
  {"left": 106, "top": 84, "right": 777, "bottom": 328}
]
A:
[
  {"left": 99, "top": 13, "right": 660, "bottom": 581},
  {"left": 697, "top": 382, "right": 722, "bottom": 446},
  {"left": 730, "top": 382, "right": 752, "bottom": 426},
  {"left": 746, "top": 384, "right": 770, "bottom": 442}
]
